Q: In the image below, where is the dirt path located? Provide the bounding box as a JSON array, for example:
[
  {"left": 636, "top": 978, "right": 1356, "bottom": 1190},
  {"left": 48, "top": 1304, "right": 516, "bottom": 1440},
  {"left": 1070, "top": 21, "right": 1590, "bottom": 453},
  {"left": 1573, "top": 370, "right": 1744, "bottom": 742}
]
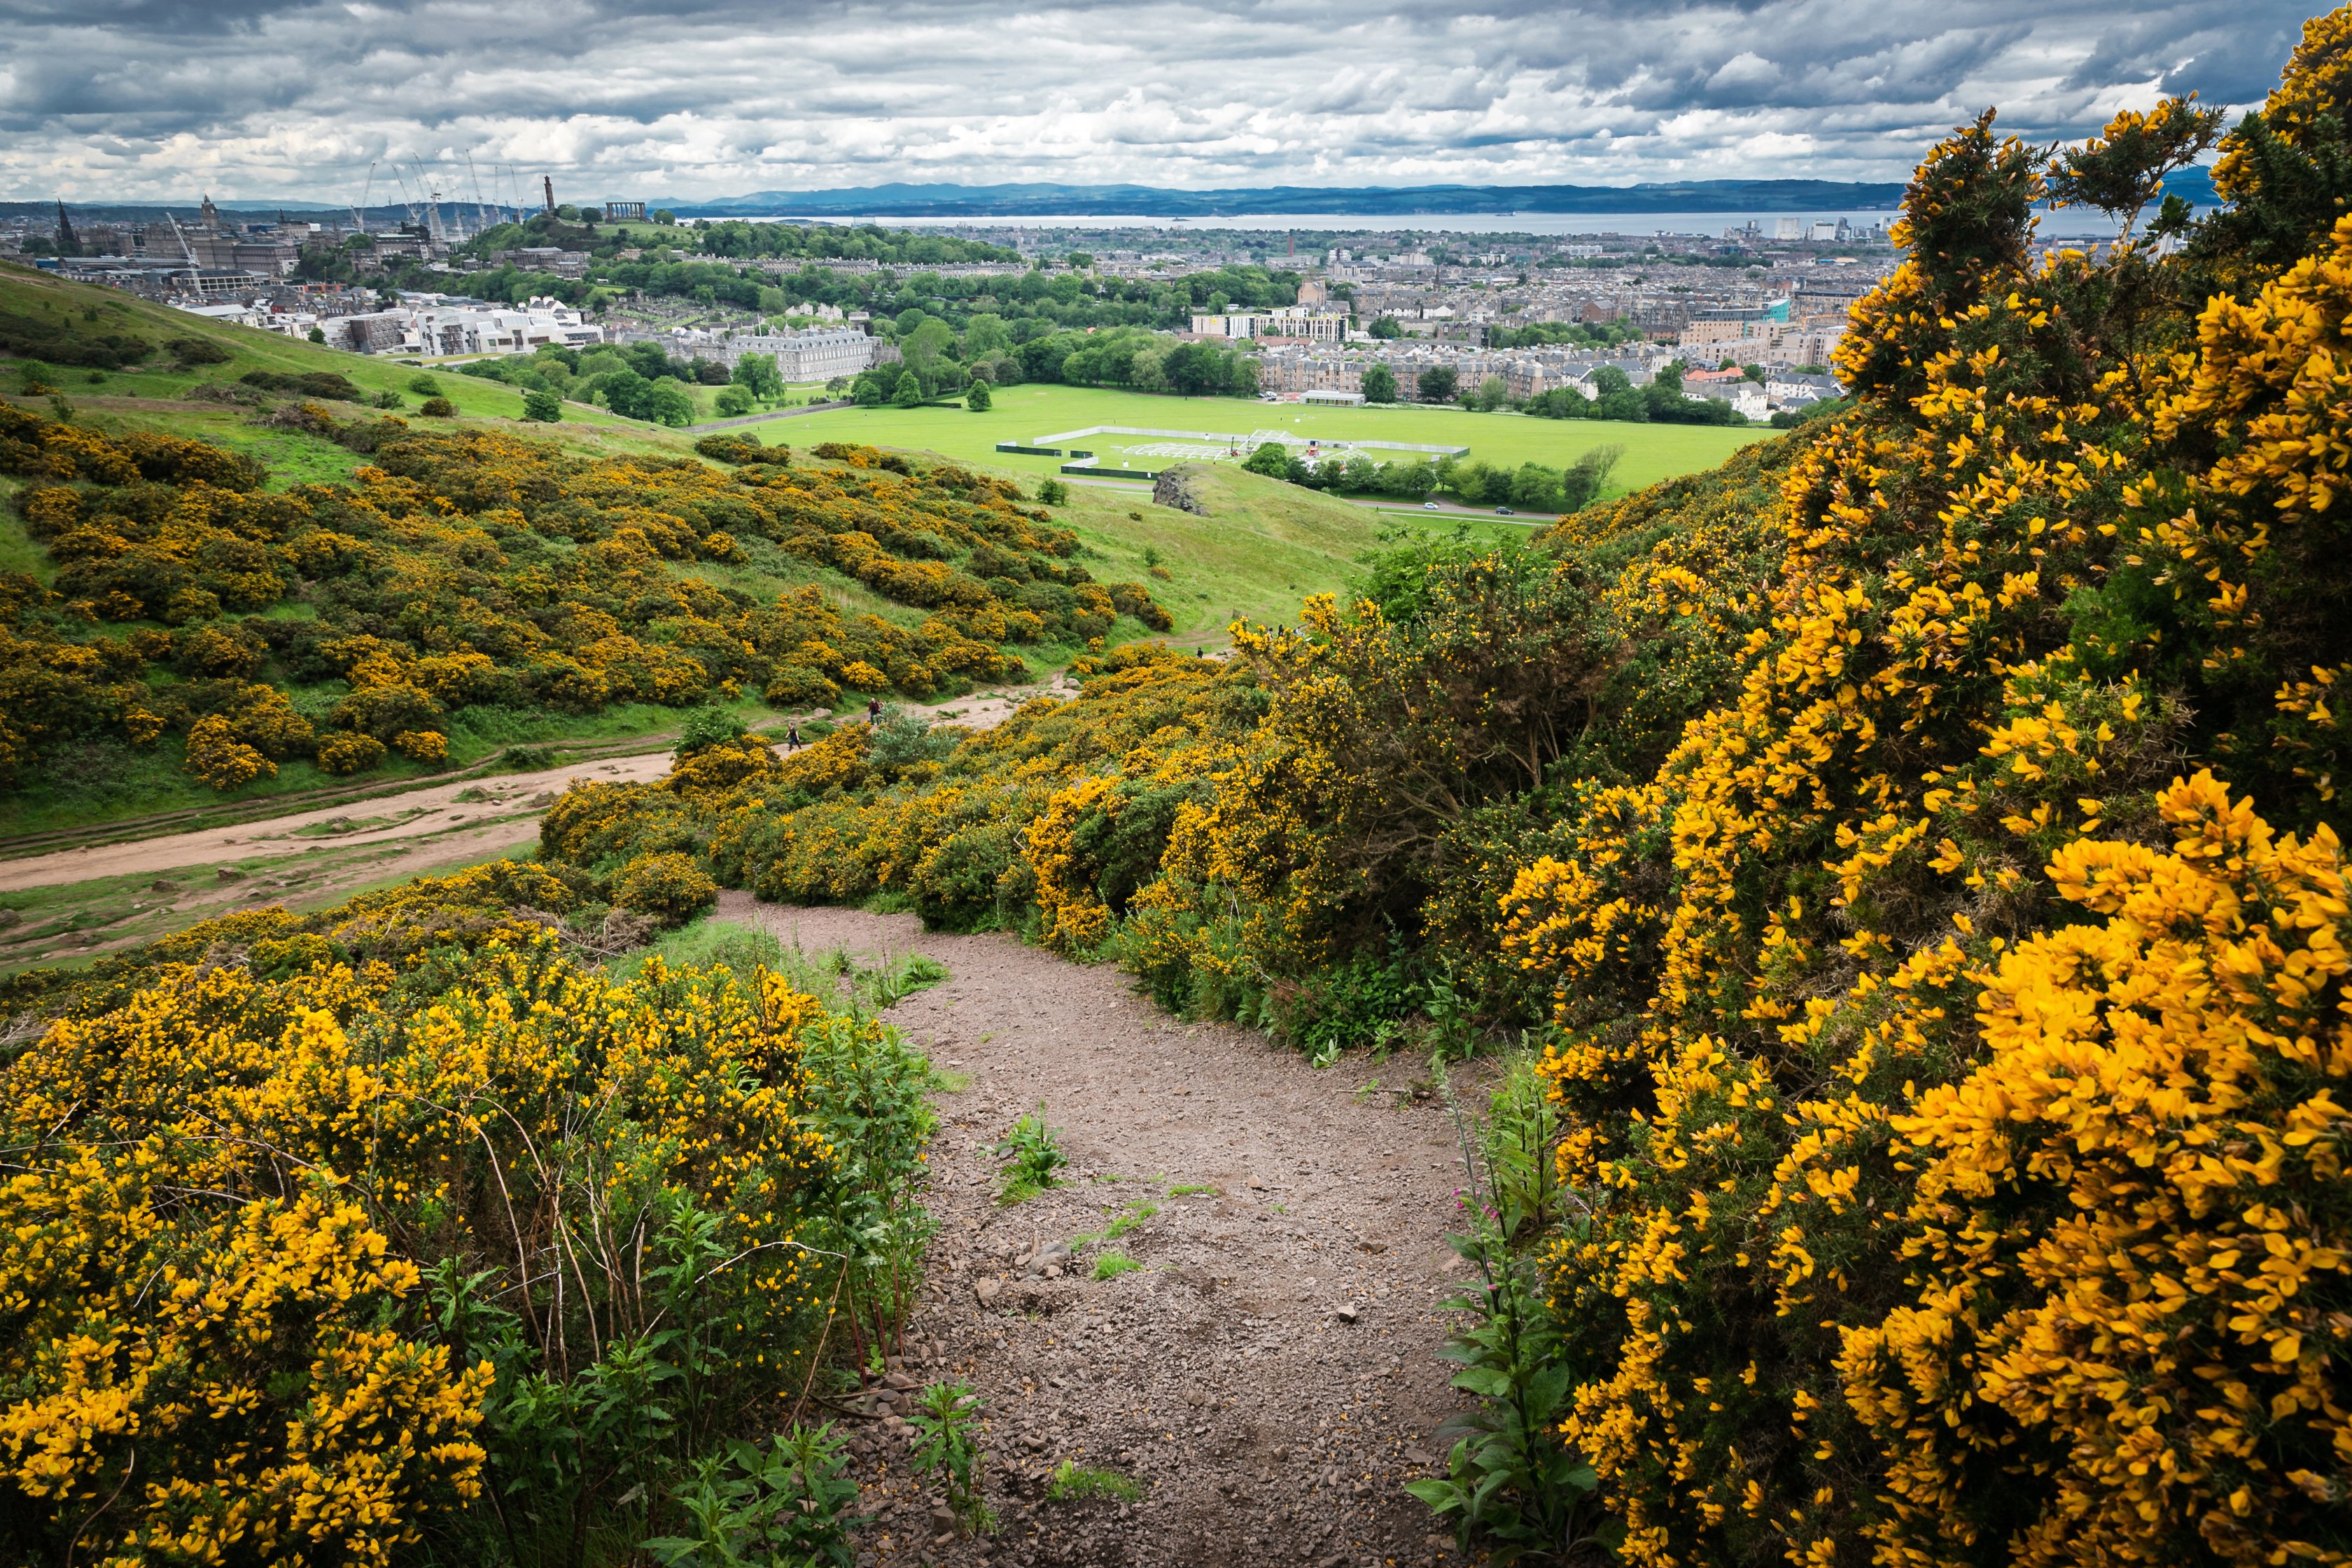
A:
[
  {"left": 0, "top": 683, "right": 1070, "bottom": 899},
  {"left": 724, "top": 895, "right": 1484, "bottom": 1568},
  {"left": 0, "top": 752, "right": 676, "bottom": 895}
]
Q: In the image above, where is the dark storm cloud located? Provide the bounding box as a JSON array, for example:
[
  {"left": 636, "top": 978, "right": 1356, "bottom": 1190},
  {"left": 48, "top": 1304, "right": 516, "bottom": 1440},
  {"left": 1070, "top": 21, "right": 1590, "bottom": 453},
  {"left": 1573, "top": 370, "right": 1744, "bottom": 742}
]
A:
[{"left": 0, "top": 0, "right": 2314, "bottom": 200}]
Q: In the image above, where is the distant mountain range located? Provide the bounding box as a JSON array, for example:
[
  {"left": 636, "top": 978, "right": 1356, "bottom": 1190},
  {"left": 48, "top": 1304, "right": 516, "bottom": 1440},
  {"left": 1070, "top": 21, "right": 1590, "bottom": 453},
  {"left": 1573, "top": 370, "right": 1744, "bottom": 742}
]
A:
[
  {"left": 10, "top": 167, "right": 2219, "bottom": 228},
  {"left": 664, "top": 180, "right": 1912, "bottom": 218}
]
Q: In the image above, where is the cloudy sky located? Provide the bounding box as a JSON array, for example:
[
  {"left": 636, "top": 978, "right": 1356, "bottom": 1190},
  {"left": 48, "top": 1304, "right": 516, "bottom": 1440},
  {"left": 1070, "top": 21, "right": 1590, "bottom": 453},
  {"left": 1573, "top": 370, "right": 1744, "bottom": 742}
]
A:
[{"left": 0, "top": 0, "right": 2311, "bottom": 202}]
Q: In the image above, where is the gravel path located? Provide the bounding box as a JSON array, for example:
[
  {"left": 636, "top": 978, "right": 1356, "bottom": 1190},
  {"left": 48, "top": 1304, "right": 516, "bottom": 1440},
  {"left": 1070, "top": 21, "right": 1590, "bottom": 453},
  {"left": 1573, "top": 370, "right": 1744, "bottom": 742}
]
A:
[{"left": 724, "top": 895, "right": 1487, "bottom": 1568}]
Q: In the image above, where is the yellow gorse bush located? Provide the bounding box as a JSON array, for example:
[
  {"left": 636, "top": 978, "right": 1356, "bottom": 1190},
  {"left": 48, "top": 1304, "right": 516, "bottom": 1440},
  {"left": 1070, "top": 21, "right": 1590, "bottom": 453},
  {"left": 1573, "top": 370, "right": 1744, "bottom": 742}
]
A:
[
  {"left": 0, "top": 408, "right": 1182, "bottom": 792},
  {"left": 1837, "top": 772, "right": 2350, "bottom": 1566},
  {"left": 1480, "top": 28, "right": 2352, "bottom": 1564},
  {"left": 0, "top": 916, "right": 906, "bottom": 1564}
]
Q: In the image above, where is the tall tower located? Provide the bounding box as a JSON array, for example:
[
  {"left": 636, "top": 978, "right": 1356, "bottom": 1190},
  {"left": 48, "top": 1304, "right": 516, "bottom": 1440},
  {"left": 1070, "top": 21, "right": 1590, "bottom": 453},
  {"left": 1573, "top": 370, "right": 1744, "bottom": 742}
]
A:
[
  {"left": 199, "top": 193, "right": 221, "bottom": 232},
  {"left": 543, "top": 175, "right": 556, "bottom": 216},
  {"left": 54, "top": 199, "right": 78, "bottom": 257}
]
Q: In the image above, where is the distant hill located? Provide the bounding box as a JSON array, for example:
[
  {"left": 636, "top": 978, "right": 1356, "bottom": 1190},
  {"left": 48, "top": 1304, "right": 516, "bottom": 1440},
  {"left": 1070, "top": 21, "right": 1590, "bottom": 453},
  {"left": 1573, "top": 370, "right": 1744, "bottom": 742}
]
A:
[
  {"left": 18, "top": 167, "right": 2220, "bottom": 227},
  {"left": 666, "top": 179, "right": 1910, "bottom": 219}
]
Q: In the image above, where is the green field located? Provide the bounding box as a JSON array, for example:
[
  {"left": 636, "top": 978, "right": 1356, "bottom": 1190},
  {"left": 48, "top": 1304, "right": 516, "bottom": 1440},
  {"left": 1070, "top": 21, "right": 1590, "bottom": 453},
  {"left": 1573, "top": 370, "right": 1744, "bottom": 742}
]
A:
[{"left": 734, "top": 384, "right": 1770, "bottom": 497}]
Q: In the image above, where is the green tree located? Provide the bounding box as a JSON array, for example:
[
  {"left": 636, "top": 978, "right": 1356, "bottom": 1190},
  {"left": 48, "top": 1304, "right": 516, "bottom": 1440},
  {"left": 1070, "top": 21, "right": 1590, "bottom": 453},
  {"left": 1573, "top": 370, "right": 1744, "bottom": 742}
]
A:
[
  {"left": 1362, "top": 363, "right": 1399, "bottom": 402},
  {"left": 1368, "top": 316, "right": 1403, "bottom": 340},
  {"left": 648, "top": 377, "right": 697, "bottom": 426},
  {"left": 1558, "top": 443, "right": 1623, "bottom": 509},
  {"left": 1417, "top": 365, "right": 1459, "bottom": 402},
  {"left": 962, "top": 313, "right": 1011, "bottom": 360},
  {"left": 899, "top": 318, "right": 955, "bottom": 385},
  {"left": 965, "top": 379, "right": 992, "bottom": 412},
  {"left": 890, "top": 376, "right": 925, "bottom": 409},
  {"left": 714, "top": 384, "right": 754, "bottom": 417},
  {"left": 1242, "top": 440, "right": 1292, "bottom": 478},
  {"left": 600, "top": 365, "right": 655, "bottom": 419},
  {"left": 522, "top": 389, "right": 561, "bottom": 423},
  {"left": 306, "top": 326, "right": 326, "bottom": 344},
  {"left": 1464, "top": 374, "right": 1508, "bottom": 412},
  {"left": 1163, "top": 341, "right": 1224, "bottom": 398},
  {"left": 732, "top": 351, "right": 783, "bottom": 402}
]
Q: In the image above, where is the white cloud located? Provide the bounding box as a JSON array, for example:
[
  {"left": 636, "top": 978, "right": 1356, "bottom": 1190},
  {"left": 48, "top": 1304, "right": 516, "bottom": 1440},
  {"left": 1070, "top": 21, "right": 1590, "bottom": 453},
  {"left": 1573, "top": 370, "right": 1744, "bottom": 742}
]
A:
[{"left": 0, "top": 0, "right": 2309, "bottom": 201}]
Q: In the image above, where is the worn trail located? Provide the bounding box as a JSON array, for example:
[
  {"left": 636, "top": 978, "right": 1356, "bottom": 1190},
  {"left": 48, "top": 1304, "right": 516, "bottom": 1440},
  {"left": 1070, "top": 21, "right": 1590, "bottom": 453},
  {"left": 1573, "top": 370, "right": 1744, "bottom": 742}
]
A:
[{"left": 726, "top": 896, "right": 1485, "bottom": 1568}]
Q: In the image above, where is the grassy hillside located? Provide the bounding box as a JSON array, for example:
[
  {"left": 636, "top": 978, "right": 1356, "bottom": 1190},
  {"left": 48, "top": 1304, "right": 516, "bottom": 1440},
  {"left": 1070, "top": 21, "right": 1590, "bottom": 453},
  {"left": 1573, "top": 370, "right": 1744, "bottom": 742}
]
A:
[{"left": 0, "top": 260, "right": 650, "bottom": 433}]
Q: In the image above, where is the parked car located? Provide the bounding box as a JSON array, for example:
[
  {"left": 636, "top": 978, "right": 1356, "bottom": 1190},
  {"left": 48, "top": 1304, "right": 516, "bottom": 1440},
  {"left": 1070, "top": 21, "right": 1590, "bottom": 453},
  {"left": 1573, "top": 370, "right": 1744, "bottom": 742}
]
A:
[
  {"left": 1423, "top": 500, "right": 1440, "bottom": 510},
  {"left": 1494, "top": 506, "right": 1515, "bottom": 516}
]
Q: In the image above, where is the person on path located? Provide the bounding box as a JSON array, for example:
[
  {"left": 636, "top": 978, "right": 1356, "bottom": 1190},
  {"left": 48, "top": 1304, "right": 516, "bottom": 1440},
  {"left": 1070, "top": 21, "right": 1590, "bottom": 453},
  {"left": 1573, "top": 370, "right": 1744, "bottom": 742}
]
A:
[
  {"left": 867, "top": 697, "right": 881, "bottom": 722},
  {"left": 785, "top": 725, "right": 800, "bottom": 752}
]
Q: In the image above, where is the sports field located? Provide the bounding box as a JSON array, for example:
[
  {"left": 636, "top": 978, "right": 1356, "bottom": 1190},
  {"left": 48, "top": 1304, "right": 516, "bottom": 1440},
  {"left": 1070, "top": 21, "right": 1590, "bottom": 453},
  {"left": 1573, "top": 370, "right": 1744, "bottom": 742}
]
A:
[{"left": 732, "top": 385, "right": 1770, "bottom": 496}]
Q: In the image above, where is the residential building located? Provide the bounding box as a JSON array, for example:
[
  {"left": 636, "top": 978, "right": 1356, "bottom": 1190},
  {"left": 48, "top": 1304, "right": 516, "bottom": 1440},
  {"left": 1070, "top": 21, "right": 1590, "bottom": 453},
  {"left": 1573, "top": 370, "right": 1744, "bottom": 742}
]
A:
[{"left": 1190, "top": 307, "right": 1347, "bottom": 343}]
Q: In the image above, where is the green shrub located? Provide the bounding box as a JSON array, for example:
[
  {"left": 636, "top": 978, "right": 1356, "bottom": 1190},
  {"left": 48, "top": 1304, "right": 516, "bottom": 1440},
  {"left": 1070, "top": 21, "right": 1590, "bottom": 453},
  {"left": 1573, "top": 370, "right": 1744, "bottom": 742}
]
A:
[
  {"left": 913, "top": 824, "right": 1016, "bottom": 930},
  {"left": 867, "top": 708, "right": 955, "bottom": 776},
  {"left": 418, "top": 396, "right": 455, "bottom": 418},
  {"left": 167, "top": 336, "right": 230, "bottom": 365},
  {"left": 642, "top": 1429, "right": 860, "bottom": 1568},
  {"left": 676, "top": 704, "right": 748, "bottom": 753}
]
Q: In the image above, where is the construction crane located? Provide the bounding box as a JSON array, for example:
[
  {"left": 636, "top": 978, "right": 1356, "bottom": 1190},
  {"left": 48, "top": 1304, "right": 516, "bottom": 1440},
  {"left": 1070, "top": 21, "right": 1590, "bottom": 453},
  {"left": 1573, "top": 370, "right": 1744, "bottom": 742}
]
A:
[
  {"left": 162, "top": 211, "right": 199, "bottom": 265},
  {"left": 396, "top": 160, "right": 442, "bottom": 244},
  {"left": 465, "top": 152, "right": 492, "bottom": 232},
  {"left": 388, "top": 165, "right": 422, "bottom": 229},
  {"left": 415, "top": 161, "right": 448, "bottom": 246},
  {"left": 351, "top": 160, "right": 377, "bottom": 237}
]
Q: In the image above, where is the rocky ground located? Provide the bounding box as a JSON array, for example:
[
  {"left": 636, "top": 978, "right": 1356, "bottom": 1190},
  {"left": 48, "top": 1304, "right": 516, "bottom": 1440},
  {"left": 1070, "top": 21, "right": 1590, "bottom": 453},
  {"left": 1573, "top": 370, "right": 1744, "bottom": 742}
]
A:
[{"left": 724, "top": 897, "right": 1495, "bottom": 1568}]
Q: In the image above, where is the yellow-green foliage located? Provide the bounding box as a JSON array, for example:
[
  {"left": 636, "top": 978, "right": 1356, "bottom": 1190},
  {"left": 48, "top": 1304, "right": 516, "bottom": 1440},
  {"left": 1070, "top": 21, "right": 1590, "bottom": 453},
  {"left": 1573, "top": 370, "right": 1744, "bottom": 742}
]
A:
[
  {"left": 0, "top": 405, "right": 1174, "bottom": 792},
  {"left": 615, "top": 849, "right": 719, "bottom": 923},
  {"left": 0, "top": 861, "right": 934, "bottom": 1564}
]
